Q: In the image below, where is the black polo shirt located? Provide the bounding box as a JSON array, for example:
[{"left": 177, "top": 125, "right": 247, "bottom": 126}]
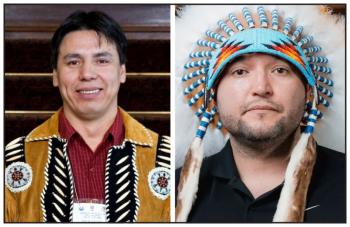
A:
[{"left": 175, "top": 140, "right": 346, "bottom": 223}]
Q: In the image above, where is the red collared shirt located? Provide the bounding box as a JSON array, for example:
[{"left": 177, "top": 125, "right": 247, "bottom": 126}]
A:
[{"left": 58, "top": 109, "right": 125, "bottom": 201}]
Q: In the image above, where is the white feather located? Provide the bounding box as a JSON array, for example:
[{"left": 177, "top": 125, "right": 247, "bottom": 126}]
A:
[
  {"left": 176, "top": 137, "right": 204, "bottom": 222},
  {"left": 273, "top": 133, "right": 310, "bottom": 221}
]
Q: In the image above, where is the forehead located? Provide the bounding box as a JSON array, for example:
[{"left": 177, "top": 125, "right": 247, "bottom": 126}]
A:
[{"left": 59, "top": 30, "right": 117, "bottom": 54}]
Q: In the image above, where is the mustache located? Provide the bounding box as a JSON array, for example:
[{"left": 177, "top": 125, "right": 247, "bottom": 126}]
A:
[{"left": 242, "top": 100, "right": 284, "bottom": 114}]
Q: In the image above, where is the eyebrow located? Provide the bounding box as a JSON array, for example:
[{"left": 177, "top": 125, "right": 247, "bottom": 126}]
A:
[
  {"left": 93, "top": 52, "right": 113, "bottom": 58},
  {"left": 63, "top": 52, "right": 113, "bottom": 60},
  {"left": 63, "top": 53, "right": 81, "bottom": 61}
]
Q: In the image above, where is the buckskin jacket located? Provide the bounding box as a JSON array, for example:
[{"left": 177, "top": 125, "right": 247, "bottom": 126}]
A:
[{"left": 5, "top": 108, "right": 170, "bottom": 222}]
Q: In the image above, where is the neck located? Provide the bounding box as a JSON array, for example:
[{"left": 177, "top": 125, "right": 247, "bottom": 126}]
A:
[
  {"left": 231, "top": 126, "right": 301, "bottom": 159},
  {"left": 230, "top": 128, "right": 301, "bottom": 198},
  {"left": 63, "top": 106, "right": 118, "bottom": 152}
]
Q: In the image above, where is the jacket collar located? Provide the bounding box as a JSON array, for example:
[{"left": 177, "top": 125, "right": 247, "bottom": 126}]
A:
[
  {"left": 26, "top": 107, "right": 153, "bottom": 147},
  {"left": 119, "top": 108, "right": 153, "bottom": 147}
]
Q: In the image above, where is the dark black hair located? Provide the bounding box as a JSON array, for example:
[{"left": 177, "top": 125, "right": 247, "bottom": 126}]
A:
[{"left": 51, "top": 10, "right": 127, "bottom": 69}]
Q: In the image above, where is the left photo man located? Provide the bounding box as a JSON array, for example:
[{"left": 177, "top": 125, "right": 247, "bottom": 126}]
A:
[{"left": 5, "top": 5, "right": 170, "bottom": 222}]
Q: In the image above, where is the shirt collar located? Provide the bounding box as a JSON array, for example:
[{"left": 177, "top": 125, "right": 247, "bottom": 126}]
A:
[
  {"left": 58, "top": 108, "right": 125, "bottom": 146},
  {"left": 58, "top": 110, "right": 76, "bottom": 140},
  {"left": 26, "top": 107, "right": 153, "bottom": 147}
]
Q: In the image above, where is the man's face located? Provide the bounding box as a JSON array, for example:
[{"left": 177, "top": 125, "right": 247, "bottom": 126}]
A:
[
  {"left": 53, "top": 30, "right": 126, "bottom": 120},
  {"left": 216, "top": 53, "right": 307, "bottom": 145}
]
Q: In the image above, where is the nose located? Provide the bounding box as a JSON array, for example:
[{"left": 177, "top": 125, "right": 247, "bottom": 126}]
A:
[
  {"left": 79, "top": 62, "right": 97, "bottom": 81},
  {"left": 251, "top": 69, "right": 273, "bottom": 97}
]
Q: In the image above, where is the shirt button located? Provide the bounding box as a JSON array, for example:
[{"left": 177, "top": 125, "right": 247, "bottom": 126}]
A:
[{"left": 89, "top": 168, "right": 95, "bottom": 172}]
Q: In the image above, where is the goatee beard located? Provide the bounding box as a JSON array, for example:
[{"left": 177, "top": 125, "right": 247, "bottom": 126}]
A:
[{"left": 221, "top": 115, "right": 294, "bottom": 152}]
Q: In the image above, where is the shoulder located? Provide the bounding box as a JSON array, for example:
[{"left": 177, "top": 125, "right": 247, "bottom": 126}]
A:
[
  {"left": 310, "top": 144, "right": 345, "bottom": 189},
  {"left": 175, "top": 146, "right": 225, "bottom": 190},
  {"left": 120, "top": 108, "right": 168, "bottom": 150},
  {"left": 5, "top": 112, "right": 59, "bottom": 166},
  {"left": 175, "top": 150, "right": 219, "bottom": 179},
  {"left": 306, "top": 145, "right": 346, "bottom": 222},
  {"left": 315, "top": 145, "right": 345, "bottom": 175}
]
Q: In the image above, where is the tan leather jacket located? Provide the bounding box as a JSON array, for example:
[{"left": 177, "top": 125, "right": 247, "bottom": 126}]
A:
[{"left": 5, "top": 108, "right": 170, "bottom": 222}]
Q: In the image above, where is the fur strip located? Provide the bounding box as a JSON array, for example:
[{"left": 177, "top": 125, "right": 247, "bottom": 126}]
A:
[
  {"left": 273, "top": 134, "right": 317, "bottom": 222},
  {"left": 176, "top": 137, "right": 204, "bottom": 222}
]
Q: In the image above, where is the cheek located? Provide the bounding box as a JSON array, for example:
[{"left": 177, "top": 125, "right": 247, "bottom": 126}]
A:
[
  {"left": 216, "top": 78, "right": 246, "bottom": 113},
  {"left": 55, "top": 71, "right": 77, "bottom": 90},
  {"left": 277, "top": 80, "right": 306, "bottom": 111},
  {"left": 100, "top": 67, "right": 121, "bottom": 84},
  {"left": 106, "top": 76, "right": 121, "bottom": 88}
]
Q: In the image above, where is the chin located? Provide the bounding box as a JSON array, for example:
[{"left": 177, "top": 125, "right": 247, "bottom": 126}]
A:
[
  {"left": 243, "top": 120, "right": 286, "bottom": 139},
  {"left": 74, "top": 106, "right": 103, "bottom": 117},
  {"left": 246, "top": 124, "right": 274, "bottom": 134},
  {"left": 246, "top": 118, "right": 279, "bottom": 128}
]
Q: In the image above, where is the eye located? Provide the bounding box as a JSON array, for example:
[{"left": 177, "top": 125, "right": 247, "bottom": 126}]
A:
[
  {"left": 67, "top": 60, "right": 80, "bottom": 66},
  {"left": 97, "top": 58, "right": 110, "bottom": 64},
  {"left": 232, "top": 69, "right": 248, "bottom": 77},
  {"left": 273, "top": 67, "right": 289, "bottom": 74}
]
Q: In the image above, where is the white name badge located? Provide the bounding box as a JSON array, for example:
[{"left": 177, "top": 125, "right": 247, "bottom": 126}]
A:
[{"left": 73, "top": 202, "right": 107, "bottom": 222}]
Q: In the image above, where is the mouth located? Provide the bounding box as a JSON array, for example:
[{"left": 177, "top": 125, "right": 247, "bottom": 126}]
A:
[
  {"left": 244, "top": 105, "right": 278, "bottom": 114},
  {"left": 76, "top": 88, "right": 103, "bottom": 94}
]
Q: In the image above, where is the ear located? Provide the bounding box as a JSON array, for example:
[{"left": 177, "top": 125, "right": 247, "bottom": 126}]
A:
[
  {"left": 305, "top": 85, "right": 315, "bottom": 105},
  {"left": 306, "top": 85, "right": 312, "bottom": 98},
  {"left": 53, "top": 69, "right": 59, "bottom": 87},
  {"left": 119, "top": 64, "right": 126, "bottom": 83}
]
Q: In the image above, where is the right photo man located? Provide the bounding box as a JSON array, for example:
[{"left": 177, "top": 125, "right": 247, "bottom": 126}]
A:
[{"left": 175, "top": 5, "right": 345, "bottom": 223}]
